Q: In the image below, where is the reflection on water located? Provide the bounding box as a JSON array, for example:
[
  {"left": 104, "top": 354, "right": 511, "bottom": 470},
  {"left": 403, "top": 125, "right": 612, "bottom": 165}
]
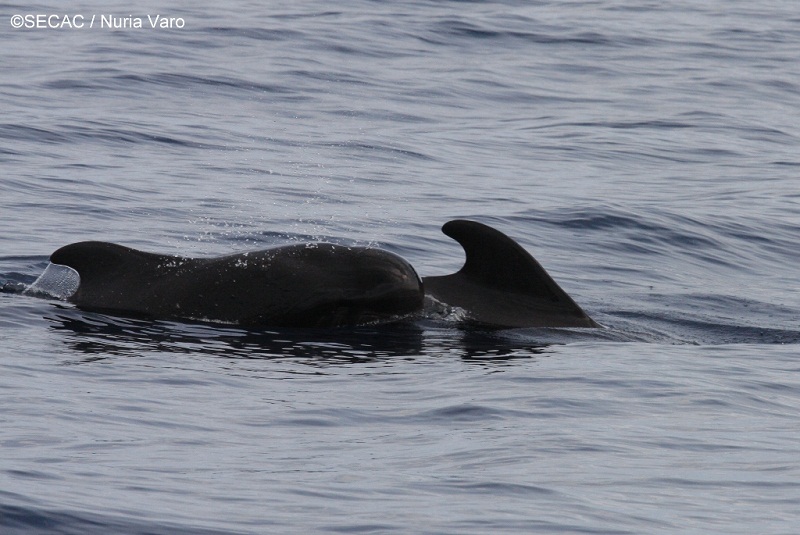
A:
[{"left": 45, "top": 304, "right": 552, "bottom": 366}]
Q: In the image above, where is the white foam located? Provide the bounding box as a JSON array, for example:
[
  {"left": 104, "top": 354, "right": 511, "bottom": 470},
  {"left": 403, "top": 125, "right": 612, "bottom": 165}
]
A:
[{"left": 24, "top": 263, "right": 80, "bottom": 300}]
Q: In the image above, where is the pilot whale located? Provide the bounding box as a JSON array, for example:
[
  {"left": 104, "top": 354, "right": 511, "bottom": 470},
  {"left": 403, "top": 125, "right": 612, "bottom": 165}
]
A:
[
  {"left": 49, "top": 241, "right": 423, "bottom": 328},
  {"left": 43, "top": 219, "right": 597, "bottom": 329},
  {"left": 422, "top": 220, "right": 598, "bottom": 328}
]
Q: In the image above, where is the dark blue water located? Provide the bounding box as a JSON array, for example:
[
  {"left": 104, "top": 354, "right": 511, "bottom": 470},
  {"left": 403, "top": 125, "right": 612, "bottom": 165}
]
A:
[{"left": 2, "top": 1, "right": 799, "bottom": 533}]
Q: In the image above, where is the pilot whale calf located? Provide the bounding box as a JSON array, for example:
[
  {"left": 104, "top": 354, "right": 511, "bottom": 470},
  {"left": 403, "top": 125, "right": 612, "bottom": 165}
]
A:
[
  {"left": 49, "top": 241, "right": 424, "bottom": 328},
  {"left": 43, "top": 220, "right": 597, "bottom": 329}
]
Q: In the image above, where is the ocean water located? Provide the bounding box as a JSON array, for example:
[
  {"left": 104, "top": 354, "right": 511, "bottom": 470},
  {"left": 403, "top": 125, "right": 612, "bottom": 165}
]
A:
[{"left": 2, "top": 1, "right": 799, "bottom": 533}]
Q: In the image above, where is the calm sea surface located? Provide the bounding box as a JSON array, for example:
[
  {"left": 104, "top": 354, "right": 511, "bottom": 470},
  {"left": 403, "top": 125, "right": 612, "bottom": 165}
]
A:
[{"left": 2, "top": 1, "right": 799, "bottom": 533}]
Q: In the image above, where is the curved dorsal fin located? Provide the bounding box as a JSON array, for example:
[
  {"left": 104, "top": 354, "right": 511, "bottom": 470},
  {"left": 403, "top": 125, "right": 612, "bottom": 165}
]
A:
[
  {"left": 442, "top": 219, "right": 564, "bottom": 299},
  {"left": 423, "top": 220, "right": 598, "bottom": 328}
]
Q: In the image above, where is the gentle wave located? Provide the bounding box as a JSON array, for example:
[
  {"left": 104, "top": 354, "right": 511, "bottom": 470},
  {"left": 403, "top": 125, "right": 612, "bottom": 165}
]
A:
[{"left": 0, "top": 503, "right": 244, "bottom": 535}]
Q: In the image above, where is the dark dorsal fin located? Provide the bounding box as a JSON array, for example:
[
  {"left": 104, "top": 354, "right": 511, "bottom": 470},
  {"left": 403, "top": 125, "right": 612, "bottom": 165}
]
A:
[
  {"left": 422, "top": 220, "right": 598, "bottom": 328},
  {"left": 442, "top": 219, "right": 564, "bottom": 298}
]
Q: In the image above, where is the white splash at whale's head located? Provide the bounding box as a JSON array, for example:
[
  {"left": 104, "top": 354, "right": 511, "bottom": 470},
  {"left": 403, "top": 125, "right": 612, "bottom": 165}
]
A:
[{"left": 24, "top": 263, "right": 80, "bottom": 300}]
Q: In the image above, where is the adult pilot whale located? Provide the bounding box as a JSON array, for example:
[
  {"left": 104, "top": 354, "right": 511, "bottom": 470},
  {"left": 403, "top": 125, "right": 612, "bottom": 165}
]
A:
[{"left": 46, "top": 219, "right": 597, "bottom": 329}]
